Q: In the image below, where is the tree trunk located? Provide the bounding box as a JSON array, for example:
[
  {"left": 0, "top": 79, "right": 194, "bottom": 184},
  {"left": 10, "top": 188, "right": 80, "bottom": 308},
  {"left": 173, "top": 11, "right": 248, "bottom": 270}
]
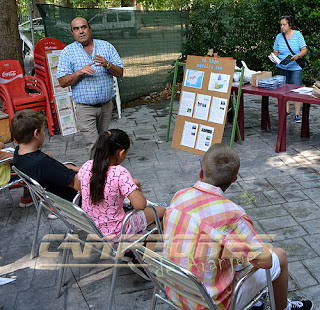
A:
[
  {"left": 32, "top": 0, "right": 46, "bottom": 18},
  {"left": 0, "top": 0, "right": 23, "bottom": 68}
]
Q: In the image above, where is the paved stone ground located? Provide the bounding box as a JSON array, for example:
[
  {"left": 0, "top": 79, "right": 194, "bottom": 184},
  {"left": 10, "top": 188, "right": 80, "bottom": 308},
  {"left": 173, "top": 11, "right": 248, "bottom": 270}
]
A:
[{"left": 1, "top": 95, "right": 320, "bottom": 310}]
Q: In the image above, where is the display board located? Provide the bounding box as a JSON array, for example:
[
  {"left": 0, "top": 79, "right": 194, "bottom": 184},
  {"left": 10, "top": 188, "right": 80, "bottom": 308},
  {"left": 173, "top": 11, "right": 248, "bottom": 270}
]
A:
[
  {"left": 172, "top": 55, "right": 236, "bottom": 155},
  {"left": 46, "top": 50, "right": 78, "bottom": 136},
  {"left": 46, "top": 51, "right": 71, "bottom": 95}
]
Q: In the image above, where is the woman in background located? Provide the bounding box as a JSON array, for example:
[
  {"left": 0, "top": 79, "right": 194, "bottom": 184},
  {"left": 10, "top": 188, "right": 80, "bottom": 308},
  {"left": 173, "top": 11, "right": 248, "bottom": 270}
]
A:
[{"left": 270, "top": 16, "right": 307, "bottom": 123}]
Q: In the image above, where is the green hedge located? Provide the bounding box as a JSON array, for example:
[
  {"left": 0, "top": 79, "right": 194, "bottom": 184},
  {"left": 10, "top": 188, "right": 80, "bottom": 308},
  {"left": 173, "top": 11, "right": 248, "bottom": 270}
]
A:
[{"left": 183, "top": 0, "right": 320, "bottom": 85}]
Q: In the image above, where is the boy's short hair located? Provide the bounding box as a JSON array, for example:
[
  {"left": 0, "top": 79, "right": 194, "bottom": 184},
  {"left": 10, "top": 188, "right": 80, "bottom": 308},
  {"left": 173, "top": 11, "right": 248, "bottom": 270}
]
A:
[
  {"left": 11, "top": 110, "right": 47, "bottom": 144},
  {"left": 202, "top": 143, "right": 240, "bottom": 189}
]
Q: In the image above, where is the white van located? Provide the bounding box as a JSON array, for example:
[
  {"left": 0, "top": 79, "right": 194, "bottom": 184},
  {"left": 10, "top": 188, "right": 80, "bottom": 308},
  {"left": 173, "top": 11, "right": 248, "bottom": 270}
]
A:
[{"left": 89, "top": 7, "right": 140, "bottom": 38}]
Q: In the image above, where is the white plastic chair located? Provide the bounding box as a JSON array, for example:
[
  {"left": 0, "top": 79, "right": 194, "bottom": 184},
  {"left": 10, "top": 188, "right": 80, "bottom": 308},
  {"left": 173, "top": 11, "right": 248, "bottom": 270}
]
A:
[
  {"left": 113, "top": 76, "right": 121, "bottom": 118},
  {"left": 132, "top": 246, "right": 276, "bottom": 310}
]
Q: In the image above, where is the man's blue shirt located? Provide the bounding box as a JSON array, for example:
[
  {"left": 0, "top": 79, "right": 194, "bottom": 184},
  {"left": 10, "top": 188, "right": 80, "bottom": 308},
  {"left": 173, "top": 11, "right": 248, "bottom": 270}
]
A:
[{"left": 56, "top": 39, "right": 123, "bottom": 104}]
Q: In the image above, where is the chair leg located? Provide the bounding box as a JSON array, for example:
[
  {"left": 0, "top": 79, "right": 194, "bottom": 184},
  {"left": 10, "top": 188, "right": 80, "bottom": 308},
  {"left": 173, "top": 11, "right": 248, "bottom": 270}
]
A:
[
  {"left": 150, "top": 286, "right": 158, "bottom": 310},
  {"left": 107, "top": 258, "right": 121, "bottom": 310},
  {"left": 30, "top": 204, "right": 43, "bottom": 259},
  {"left": 266, "top": 269, "right": 276, "bottom": 310},
  {"left": 4, "top": 188, "right": 15, "bottom": 207},
  {"left": 61, "top": 248, "right": 71, "bottom": 288},
  {"left": 56, "top": 246, "right": 70, "bottom": 297}
]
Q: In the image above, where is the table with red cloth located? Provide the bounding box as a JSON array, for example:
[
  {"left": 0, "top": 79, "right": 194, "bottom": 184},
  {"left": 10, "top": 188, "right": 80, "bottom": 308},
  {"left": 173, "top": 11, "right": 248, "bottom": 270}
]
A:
[
  {"left": 282, "top": 91, "right": 320, "bottom": 148},
  {"left": 231, "top": 83, "right": 318, "bottom": 153}
]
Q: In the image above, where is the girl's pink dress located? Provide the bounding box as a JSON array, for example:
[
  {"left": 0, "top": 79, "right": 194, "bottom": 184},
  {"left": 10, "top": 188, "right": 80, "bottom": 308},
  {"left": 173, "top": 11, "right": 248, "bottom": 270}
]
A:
[{"left": 78, "top": 160, "right": 146, "bottom": 239}]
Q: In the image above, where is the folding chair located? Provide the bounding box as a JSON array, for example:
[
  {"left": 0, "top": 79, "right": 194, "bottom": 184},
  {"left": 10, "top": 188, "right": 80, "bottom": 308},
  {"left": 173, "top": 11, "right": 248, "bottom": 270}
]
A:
[
  {"left": 12, "top": 163, "right": 78, "bottom": 258},
  {"left": 44, "top": 191, "right": 163, "bottom": 308},
  {"left": 0, "top": 158, "right": 24, "bottom": 207},
  {"left": 113, "top": 76, "right": 122, "bottom": 119},
  {"left": 12, "top": 166, "right": 50, "bottom": 259},
  {"left": 13, "top": 166, "right": 163, "bottom": 308},
  {"left": 132, "top": 246, "right": 276, "bottom": 310}
]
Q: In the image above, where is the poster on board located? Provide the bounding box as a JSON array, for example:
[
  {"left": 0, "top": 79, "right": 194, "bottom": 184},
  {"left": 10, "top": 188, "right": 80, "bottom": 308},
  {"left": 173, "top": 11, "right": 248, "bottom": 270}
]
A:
[
  {"left": 172, "top": 55, "right": 236, "bottom": 155},
  {"left": 46, "top": 50, "right": 78, "bottom": 137},
  {"left": 54, "top": 93, "right": 78, "bottom": 136},
  {"left": 46, "top": 50, "right": 71, "bottom": 95}
]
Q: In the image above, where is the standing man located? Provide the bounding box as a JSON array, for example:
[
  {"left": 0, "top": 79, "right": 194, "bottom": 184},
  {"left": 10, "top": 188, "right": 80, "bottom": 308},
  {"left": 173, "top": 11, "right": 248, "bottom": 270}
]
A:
[{"left": 57, "top": 17, "right": 123, "bottom": 158}]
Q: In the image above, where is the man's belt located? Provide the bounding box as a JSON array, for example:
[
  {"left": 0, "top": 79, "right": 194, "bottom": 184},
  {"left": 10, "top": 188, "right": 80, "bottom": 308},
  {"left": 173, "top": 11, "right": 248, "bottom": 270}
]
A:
[{"left": 78, "top": 102, "right": 107, "bottom": 108}]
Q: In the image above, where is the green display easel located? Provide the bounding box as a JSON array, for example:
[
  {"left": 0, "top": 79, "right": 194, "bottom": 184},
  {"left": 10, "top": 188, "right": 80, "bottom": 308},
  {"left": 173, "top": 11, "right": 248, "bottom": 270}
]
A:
[{"left": 166, "top": 60, "right": 244, "bottom": 147}]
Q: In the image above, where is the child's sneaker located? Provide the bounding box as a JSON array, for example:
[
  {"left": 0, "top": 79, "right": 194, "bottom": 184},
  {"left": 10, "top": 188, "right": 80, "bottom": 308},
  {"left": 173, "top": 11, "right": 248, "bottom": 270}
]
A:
[
  {"left": 294, "top": 115, "right": 302, "bottom": 123},
  {"left": 287, "top": 299, "right": 313, "bottom": 310},
  {"left": 47, "top": 213, "right": 58, "bottom": 220},
  {"left": 19, "top": 196, "right": 34, "bottom": 208}
]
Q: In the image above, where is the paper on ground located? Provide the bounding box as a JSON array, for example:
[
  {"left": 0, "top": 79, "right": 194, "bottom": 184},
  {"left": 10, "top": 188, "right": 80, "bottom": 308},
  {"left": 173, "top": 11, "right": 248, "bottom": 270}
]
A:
[{"left": 0, "top": 277, "right": 16, "bottom": 286}]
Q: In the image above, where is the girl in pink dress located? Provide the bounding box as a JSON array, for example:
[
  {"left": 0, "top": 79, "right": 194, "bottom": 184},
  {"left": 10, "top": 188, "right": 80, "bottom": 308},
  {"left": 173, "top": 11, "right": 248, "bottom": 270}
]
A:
[{"left": 78, "top": 129, "right": 166, "bottom": 241}]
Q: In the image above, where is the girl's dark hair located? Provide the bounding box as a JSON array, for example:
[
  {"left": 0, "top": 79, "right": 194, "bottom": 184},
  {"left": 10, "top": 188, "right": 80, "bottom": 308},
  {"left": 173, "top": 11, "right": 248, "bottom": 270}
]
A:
[
  {"left": 89, "top": 129, "right": 130, "bottom": 204},
  {"left": 281, "top": 15, "right": 293, "bottom": 28}
]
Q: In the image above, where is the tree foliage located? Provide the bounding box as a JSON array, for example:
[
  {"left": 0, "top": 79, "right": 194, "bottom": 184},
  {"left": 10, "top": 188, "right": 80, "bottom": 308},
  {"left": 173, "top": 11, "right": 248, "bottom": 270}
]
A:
[{"left": 183, "top": 0, "right": 320, "bottom": 85}]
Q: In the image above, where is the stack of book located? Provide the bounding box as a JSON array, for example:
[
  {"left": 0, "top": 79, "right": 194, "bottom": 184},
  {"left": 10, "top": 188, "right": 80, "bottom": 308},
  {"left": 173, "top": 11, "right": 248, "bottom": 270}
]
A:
[{"left": 258, "top": 76, "right": 286, "bottom": 89}]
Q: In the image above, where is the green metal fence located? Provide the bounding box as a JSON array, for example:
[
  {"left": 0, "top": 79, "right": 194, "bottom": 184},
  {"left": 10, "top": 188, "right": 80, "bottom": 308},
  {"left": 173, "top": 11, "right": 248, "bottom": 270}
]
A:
[{"left": 37, "top": 4, "right": 189, "bottom": 103}]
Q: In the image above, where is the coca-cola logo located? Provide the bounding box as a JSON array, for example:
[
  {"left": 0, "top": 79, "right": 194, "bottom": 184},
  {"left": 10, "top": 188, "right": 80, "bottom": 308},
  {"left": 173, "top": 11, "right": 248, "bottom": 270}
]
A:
[{"left": 2, "top": 71, "right": 16, "bottom": 78}]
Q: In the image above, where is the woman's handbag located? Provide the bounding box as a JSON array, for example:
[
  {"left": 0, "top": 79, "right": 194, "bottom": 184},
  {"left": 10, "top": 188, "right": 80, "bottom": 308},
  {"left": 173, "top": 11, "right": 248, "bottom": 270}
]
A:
[
  {"left": 296, "top": 57, "right": 307, "bottom": 69},
  {"left": 282, "top": 33, "right": 307, "bottom": 69}
]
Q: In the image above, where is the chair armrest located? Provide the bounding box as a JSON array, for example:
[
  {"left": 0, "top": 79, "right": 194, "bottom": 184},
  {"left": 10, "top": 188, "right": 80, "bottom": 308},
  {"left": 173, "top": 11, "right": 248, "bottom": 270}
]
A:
[
  {"left": 24, "top": 75, "right": 49, "bottom": 98},
  {"left": 0, "top": 156, "right": 13, "bottom": 164},
  {"left": 230, "top": 267, "right": 274, "bottom": 310},
  {"left": 0, "top": 84, "right": 15, "bottom": 118},
  {"left": 145, "top": 204, "right": 163, "bottom": 235},
  {"left": 72, "top": 192, "right": 81, "bottom": 206}
]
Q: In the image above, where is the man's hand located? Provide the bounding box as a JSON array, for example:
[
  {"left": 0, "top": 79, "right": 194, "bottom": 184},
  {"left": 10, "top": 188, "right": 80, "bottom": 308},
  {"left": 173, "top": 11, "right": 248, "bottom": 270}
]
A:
[
  {"left": 93, "top": 55, "right": 109, "bottom": 68},
  {"left": 59, "top": 62, "right": 96, "bottom": 87},
  {"left": 80, "top": 62, "right": 96, "bottom": 75}
]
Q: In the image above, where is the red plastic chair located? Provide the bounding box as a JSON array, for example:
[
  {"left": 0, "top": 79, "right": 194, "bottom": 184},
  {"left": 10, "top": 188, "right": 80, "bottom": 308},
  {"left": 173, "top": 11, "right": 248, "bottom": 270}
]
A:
[
  {"left": 0, "top": 60, "right": 55, "bottom": 135},
  {"left": 34, "top": 38, "right": 67, "bottom": 134}
]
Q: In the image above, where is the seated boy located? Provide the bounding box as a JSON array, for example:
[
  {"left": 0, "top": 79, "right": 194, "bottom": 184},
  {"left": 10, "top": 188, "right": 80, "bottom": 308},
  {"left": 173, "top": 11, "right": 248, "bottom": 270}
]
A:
[
  {"left": 163, "top": 143, "right": 313, "bottom": 310},
  {"left": 0, "top": 142, "right": 33, "bottom": 207},
  {"left": 11, "top": 110, "right": 81, "bottom": 204}
]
